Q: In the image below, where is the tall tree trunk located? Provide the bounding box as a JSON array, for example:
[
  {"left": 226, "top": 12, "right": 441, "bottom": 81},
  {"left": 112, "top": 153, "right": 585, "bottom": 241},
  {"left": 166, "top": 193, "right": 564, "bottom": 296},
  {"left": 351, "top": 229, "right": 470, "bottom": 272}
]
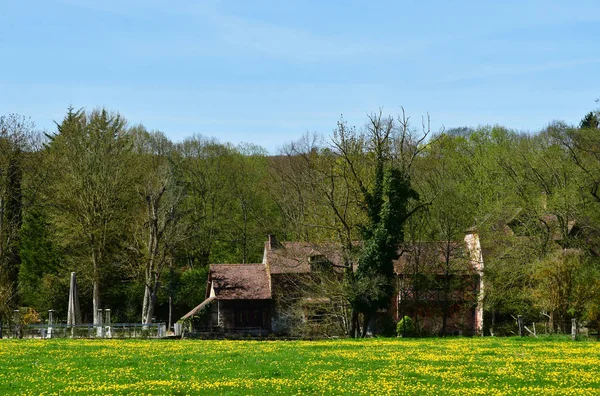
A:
[
  {"left": 144, "top": 278, "right": 160, "bottom": 325},
  {"left": 350, "top": 310, "right": 359, "bottom": 338},
  {"left": 144, "top": 291, "right": 155, "bottom": 325},
  {"left": 142, "top": 284, "right": 151, "bottom": 323},
  {"left": 168, "top": 294, "right": 172, "bottom": 331},
  {"left": 168, "top": 260, "right": 173, "bottom": 331},
  {"left": 92, "top": 250, "right": 102, "bottom": 325},
  {"left": 361, "top": 313, "right": 370, "bottom": 338},
  {"left": 142, "top": 200, "right": 158, "bottom": 324}
]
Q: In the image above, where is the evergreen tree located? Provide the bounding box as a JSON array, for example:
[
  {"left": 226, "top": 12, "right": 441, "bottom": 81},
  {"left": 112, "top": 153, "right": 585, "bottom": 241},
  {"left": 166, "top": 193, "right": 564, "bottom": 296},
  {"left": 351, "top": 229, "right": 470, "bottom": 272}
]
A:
[
  {"left": 18, "top": 209, "right": 62, "bottom": 311},
  {"left": 580, "top": 111, "right": 599, "bottom": 130},
  {"left": 0, "top": 114, "right": 35, "bottom": 307},
  {"left": 47, "top": 107, "right": 136, "bottom": 324}
]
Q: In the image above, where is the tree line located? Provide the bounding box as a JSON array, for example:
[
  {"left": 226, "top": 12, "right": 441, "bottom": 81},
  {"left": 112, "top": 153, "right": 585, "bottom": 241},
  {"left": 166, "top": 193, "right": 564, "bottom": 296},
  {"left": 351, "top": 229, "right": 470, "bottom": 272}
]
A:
[{"left": 1, "top": 104, "right": 599, "bottom": 336}]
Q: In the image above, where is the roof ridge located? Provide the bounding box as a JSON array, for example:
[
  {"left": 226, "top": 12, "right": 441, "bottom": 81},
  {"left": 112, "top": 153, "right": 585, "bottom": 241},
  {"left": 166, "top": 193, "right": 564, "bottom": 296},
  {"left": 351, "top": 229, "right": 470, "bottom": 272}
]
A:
[{"left": 209, "top": 263, "right": 264, "bottom": 266}]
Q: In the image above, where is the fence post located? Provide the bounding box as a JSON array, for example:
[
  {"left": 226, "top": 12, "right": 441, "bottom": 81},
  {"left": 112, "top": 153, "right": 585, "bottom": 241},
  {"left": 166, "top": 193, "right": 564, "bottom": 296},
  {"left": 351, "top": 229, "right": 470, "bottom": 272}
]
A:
[
  {"left": 571, "top": 318, "right": 577, "bottom": 341},
  {"left": 48, "top": 310, "right": 54, "bottom": 339},
  {"left": 518, "top": 315, "right": 524, "bottom": 337},
  {"left": 104, "top": 309, "right": 111, "bottom": 338},
  {"left": 96, "top": 309, "right": 104, "bottom": 338},
  {"left": 13, "top": 310, "right": 21, "bottom": 338}
]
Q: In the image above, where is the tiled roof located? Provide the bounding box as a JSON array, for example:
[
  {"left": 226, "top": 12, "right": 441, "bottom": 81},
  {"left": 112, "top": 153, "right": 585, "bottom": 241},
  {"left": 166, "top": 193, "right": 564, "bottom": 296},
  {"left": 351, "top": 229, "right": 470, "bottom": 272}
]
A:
[
  {"left": 210, "top": 264, "right": 271, "bottom": 300},
  {"left": 394, "top": 242, "right": 476, "bottom": 275},
  {"left": 204, "top": 238, "right": 481, "bottom": 304},
  {"left": 265, "top": 240, "right": 478, "bottom": 276},
  {"left": 265, "top": 241, "right": 349, "bottom": 274}
]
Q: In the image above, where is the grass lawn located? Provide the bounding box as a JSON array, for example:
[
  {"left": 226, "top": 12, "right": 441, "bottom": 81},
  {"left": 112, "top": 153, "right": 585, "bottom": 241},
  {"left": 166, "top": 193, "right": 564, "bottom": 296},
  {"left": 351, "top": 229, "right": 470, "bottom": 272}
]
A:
[{"left": 1, "top": 337, "right": 599, "bottom": 395}]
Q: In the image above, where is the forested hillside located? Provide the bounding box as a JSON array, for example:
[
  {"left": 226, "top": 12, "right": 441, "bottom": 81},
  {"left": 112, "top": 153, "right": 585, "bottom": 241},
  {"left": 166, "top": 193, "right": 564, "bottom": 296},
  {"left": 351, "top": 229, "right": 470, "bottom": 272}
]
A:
[{"left": 1, "top": 105, "right": 599, "bottom": 334}]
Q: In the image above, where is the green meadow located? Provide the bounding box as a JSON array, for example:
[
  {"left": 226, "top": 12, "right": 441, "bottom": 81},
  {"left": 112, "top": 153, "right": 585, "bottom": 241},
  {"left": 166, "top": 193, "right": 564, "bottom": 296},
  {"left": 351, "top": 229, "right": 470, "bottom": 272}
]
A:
[{"left": 1, "top": 337, "right": 599, "bottom": 395}]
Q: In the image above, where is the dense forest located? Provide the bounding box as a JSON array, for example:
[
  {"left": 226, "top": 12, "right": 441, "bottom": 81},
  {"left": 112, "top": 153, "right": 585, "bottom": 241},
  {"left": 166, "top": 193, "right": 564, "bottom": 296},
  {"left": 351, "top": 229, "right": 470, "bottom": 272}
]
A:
[{"left": 1, "top": 104, "right": 599, "bottom": 335}]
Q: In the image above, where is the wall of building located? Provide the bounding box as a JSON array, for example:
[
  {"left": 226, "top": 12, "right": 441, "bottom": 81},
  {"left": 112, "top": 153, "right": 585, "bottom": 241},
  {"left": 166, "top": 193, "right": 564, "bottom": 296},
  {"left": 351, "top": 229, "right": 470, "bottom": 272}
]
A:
[{"left": 217, "top": 300, "right": 272, "bottom": 335}]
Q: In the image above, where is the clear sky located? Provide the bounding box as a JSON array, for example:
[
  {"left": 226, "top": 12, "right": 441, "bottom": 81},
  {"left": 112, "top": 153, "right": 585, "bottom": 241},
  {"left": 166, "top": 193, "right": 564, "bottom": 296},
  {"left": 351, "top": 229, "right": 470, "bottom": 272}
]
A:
[{"left": 1, "top": 0, "right": 599, "bottom": 152}]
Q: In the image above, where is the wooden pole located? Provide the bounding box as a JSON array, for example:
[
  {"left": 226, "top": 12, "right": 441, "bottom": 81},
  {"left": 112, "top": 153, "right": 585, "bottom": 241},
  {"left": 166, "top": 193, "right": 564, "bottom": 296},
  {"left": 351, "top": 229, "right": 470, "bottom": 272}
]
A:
[{"left": 571, "top": 318, "right": 577, "bottom": 341}]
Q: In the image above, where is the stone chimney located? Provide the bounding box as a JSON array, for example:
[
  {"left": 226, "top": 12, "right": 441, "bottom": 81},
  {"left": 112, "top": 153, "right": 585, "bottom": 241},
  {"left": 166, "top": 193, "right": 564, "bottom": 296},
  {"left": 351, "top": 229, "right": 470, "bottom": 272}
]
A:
[
  {"left": 464, "top": 228, "right": 484, "bottom": 335},
  {"left": 464, "top": 228, "right": 482, "bottom": 270},
  {"left": 268, "top": 234, "right": 281, "bottom": 249}
]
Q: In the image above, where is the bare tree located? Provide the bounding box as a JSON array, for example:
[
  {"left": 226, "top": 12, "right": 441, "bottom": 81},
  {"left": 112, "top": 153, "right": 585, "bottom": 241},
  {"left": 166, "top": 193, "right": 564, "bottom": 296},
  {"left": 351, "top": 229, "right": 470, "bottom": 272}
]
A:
[
  {"left": 131, "top": 128, "right": 186, "bottom": 325},
  {"left": 268, "top": 133, "right": 325, "bottom": 242}
]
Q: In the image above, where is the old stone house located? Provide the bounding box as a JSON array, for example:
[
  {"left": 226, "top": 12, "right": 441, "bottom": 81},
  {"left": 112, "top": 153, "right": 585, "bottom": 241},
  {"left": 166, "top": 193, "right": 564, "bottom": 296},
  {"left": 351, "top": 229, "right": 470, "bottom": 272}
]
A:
[
  {"left": 180, "top": 231, "right": 483, "bottom": 336},
  {"left": 394, "top": 232, "right": 484, "bottom": 336}
]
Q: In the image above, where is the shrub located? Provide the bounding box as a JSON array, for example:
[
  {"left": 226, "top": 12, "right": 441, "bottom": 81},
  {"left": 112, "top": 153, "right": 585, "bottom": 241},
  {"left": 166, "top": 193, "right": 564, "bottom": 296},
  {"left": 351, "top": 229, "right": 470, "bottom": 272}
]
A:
[{"left": 396, "top": 316, "right": 415, "bottom": 337}]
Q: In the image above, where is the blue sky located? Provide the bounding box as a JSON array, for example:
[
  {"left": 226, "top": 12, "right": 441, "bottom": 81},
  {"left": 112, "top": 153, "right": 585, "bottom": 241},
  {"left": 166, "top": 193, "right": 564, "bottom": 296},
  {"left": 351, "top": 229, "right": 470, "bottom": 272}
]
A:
[{"left": 1, "top": 0, "right": 599, "bottom": 152}]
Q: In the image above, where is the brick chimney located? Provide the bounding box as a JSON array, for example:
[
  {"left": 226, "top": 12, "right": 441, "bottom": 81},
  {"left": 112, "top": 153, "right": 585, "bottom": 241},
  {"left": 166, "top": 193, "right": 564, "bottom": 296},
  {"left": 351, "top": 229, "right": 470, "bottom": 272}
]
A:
[
  {"left": 464, "top": 227, "right": 484, "bottom": 335},
  {"left": 268, "top": 234, "right": 281, "bottom": 249}
]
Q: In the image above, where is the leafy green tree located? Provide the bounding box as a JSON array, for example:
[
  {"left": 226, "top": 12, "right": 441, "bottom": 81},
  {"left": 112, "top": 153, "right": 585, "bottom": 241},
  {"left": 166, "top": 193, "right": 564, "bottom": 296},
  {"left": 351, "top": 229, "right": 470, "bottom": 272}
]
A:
[
  {"left": 0, "top": 114, "right": 35, "bottom": 306},
  {"left": 175, "top": 136, "right": 233, "bottom": 267},
  {"left": 172, "top": 267, "right": 209, "bottom": 317},
  {"left": 531, "top": 249, "right": 600, "bottom": 332},
  {"left": 550, "top": 121, "right": 600, "bottom": 204},
  {"left": 416, "top": 127, "right": 538, "bottom": 334},
  {"left": 47, "top": 108, "right": 137, "bottom": 324},
  {"left": 223, "top": 144, "right": 271, "bottom": 264}
]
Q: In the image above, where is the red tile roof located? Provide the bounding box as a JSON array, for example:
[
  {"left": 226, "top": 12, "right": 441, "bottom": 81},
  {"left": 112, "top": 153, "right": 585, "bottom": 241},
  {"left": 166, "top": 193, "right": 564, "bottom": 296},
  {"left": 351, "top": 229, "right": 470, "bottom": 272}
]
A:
[
  {"left": 203, "top": 238, "right": 480, "bottom": 305},
  {"left": 209, "top": 264, "right": 271, "bottom": 300},
  {"left": 265, "top": 241, "right": 349, "bottom": 274},
  {"left": 265, "top": 240, "right": 478, "bottom": 276},
  {"left": 394, "top": 242, "right": 476, "bottom": 275}
]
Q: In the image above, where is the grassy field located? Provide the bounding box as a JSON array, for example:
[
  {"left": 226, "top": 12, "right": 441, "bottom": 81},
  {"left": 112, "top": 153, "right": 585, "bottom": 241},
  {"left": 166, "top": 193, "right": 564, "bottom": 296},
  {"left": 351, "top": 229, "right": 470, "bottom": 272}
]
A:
[{"left": 1, "top": 337, "right": 599, "bottom": 395}]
